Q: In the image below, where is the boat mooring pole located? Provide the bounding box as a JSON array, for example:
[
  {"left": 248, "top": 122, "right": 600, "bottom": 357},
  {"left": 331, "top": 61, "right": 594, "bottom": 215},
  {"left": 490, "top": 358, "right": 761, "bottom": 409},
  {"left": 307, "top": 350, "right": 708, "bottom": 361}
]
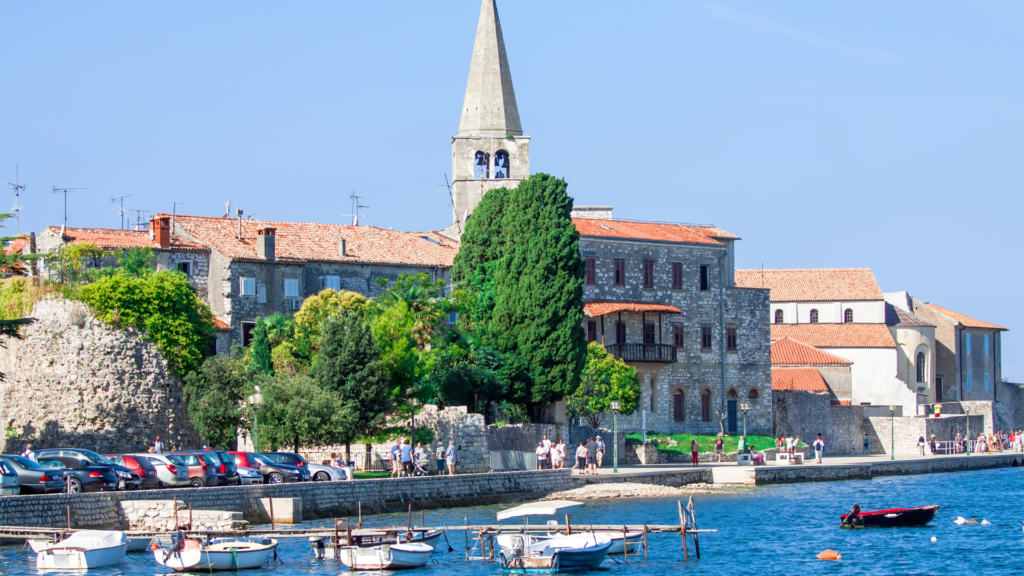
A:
[
  {"left": 173, "top": 496, "right": 178, "bottom": 530},
  {"left": 678, "top": 501, "right": 688, "bottom": 560},
  {"left": 689, "top": 497, "right": 701, "bottom": 560},
  {"left": 357, "top": 501, "right": 362, "bottom": 529},
  {"left": 407, "top": 503, "right": 413, "bottom": 541},
  {"left": 188, "top": 503, "right": 193, "bottom": 530},
  {"left": 643, "top": 523, "right": 649, "bottom": 562},
  {"left": 270, "top": 498, "right": 275, "bottom": 531},
  {"left": 622, "top": 525, "right": 629, "bottom": 562}
]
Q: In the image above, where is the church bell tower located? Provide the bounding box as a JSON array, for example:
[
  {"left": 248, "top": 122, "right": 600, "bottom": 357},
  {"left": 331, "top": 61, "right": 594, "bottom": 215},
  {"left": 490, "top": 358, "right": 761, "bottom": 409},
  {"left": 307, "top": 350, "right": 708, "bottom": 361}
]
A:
[{"left": 447, "top": 0, "right": 530, "bottom": 237}]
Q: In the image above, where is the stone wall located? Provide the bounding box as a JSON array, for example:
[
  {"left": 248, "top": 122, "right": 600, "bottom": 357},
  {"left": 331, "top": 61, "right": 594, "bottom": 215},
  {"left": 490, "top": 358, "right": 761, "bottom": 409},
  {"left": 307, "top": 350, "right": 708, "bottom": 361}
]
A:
[
  {"left": 997, "top": 382, "right": 1024, "bottom": 431},
  {"left": 865, "top": 415, "right": 984, "bottom": 456},
  {"left": 0, "top": 469, "right": 573, "bottom": 529},
  {"left": 773, "top": 390, "right": 864, "bottom": 455},
  {"left": 120, "top": 500, "right": 246, "bottom": 531},
  {"left": 0, "top": 298, "right": 199, "bottom": 453}
]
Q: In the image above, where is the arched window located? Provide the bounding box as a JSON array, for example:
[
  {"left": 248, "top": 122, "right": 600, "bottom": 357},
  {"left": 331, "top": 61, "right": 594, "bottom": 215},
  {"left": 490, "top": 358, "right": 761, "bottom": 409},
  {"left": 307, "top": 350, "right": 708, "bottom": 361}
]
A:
[
  {"left": 494, "top": 150, "right": 509, "bottom": 179},
  {"left": 809, "top": 309, "right": 819, "bottom": 324},
  {"left": 774, "top": 309, "right": 784, "bottom": 324},
  {"left": 916, "top": 352, "right": 926, "bottom": 383},
  {"left": 844, "top": 308, "right": 854, "bottom": 323},
  {"left": 748, "top": 388, "right": 759, "bottom": 400},
  {"left": 474, "top": 151, "right": 490, "bottom": 179},
  {"left": 727, "top": 389, "right": 738, "bottom": 400},
  {"left": 673, "top": 389, "right": 684, "bottom": 421},
  {"left": 700, "top": 390, "right": 711, "bottom": 422}
]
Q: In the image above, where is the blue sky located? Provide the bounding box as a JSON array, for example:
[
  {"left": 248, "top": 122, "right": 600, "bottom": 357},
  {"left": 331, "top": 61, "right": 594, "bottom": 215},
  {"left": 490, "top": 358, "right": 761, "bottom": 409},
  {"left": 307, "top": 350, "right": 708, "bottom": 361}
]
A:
[{"left": 1, "top": 1, "right": 1022, "bottom": 379}]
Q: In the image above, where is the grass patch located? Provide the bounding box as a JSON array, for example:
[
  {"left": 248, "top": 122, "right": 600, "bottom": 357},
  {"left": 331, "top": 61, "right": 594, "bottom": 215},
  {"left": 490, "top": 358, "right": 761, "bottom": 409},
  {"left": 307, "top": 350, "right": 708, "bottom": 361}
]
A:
[
  {"left": 626, "top": 433, "right": 795, "bottom": 453},
  {"left": 352, "top": 471, "right": 392, "bottom": 480}
]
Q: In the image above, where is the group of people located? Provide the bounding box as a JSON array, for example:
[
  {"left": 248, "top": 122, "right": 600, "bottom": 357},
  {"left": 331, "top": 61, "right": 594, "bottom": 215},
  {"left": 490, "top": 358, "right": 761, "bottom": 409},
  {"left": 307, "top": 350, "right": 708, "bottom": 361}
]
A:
[
  {"left": 388, "top": 439, "right": 458, "bottom": 477},
  {"left": 571, "top": 436, "right": 605, "bottom": 475},
  {"left": 533, "top": 434, "right": 570, "bottom": 470},
  {"left": 775, "top": 434, "right": 802, "bottom": 453},
  {"left": 322, "top": 453, "right": 354, "bottom": 480}
]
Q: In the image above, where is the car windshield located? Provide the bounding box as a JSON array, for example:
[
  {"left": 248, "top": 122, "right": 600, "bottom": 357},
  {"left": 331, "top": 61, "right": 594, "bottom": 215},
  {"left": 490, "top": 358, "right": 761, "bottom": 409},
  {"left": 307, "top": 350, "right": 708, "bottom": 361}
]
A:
[
  {"left": 201, "top": 454, "right": 218, "bottom": 466},
  {"left": 77, "top": 450, "right": 115, "bottom": 466},
  {"left": 4, "top": 455, "right": 45, "bottom": 470},
  {"left": 39, "top": 460, "right": 66, "bottom": 469},
  {"left": 251, "top": 453, "right": 276, "bottom": 466},
  {"left": 166, "top": 455, "right": 186, "bottom": 466}
]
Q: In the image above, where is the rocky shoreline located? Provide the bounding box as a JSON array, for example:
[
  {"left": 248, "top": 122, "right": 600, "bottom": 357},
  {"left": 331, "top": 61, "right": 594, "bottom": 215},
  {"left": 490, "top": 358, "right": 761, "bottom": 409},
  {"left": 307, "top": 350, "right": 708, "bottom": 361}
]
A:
[{"left": 543, "top": 481, "right": 741, "bottom": 501}]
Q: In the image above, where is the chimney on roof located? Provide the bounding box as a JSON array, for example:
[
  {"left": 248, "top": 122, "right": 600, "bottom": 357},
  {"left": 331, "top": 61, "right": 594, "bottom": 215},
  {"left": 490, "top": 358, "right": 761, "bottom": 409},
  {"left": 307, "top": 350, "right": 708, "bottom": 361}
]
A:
[
  {"left": 257, "top": 227, "right": 276, "bottom": 261},
  {"left": 570, "top": 206, "right": 614, "bottom": 220},
  {"left": 339, "top": 238, "right": 347, "bottom": 257},
  {"left": 153, "top": 216, "right": 171, "bottom": 249}
]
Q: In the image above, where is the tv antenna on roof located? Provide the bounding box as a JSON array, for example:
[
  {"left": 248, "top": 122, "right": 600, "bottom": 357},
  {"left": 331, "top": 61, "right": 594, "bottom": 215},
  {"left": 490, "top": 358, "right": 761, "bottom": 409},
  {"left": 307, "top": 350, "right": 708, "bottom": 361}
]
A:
[
  {"left": 53, "top": 186, "right": 88, "bottom": 236},
  {"left": 130, "top": 209, "right": 149, "bottom": 231},
  {"left": 111, "top": 194, "right": 134, "bottom": 229},
  {"left": 440, "top": 173, "right": 461, "bottom": 235},
  {"left": 3, "top": 166, "right": 26, "bottom": 234},
  {"left": 341, "top": 190, "right": 368, "bottom": 226}
]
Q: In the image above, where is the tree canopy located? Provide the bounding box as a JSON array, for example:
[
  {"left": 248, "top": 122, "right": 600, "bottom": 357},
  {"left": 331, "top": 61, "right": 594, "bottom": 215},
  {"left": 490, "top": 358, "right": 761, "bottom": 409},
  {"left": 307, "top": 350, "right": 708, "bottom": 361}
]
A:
[
  {"left": 293, "top": 289, "right": 367, "bottom": 360},
  {"left": 182, "top": 352, "right": 248, "bottom": 449},
  {"left": 566, "top": 342, "right": 641, "bottom": 429}
]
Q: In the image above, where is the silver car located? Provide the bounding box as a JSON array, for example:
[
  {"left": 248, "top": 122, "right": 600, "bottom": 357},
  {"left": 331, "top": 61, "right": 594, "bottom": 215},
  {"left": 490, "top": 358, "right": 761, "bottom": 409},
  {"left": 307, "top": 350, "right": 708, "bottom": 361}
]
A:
[
  {"left": 237, "top": 467, "right": 263, "bottom": 485},
  {"left": 0, "top": 460, "right": 20, "bottom": 496},
  {"left": 132, "top": 454, "right": 190, "bottom": 488},
  {"left": 308, "top": 463, "right": 350, "bottom": 481}
]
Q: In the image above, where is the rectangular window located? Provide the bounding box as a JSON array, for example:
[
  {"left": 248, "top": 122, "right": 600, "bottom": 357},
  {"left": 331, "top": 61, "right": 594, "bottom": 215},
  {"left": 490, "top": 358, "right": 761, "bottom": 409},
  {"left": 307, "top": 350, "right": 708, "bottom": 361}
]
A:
[
  {"left": 615, "top": 322, "right": 627, "bottom": 344},
  {"left": 324, "top": 275, "right": 341, "bottom": 291},
  {"left": 966, "top": 333, "right": 971, "bottom": 355},
  {"left": 256, "top": 282, "right": 267, "bottom": 304},
  {"left": 984, "top": 335, "right": 989, "bottom": 355},
  {"left": 284, "top": 278, "right": 299, "bottom": 298},
  {"left": 671, "top": 263, "right": 683, "bottom": 289},
  {"left": 642, "top": 260, "right": 654, "bottom": 288},
  {"left": 241, "top": 322, "right": 256, "bottom": 347},
  {"left": 643, "top": 321, "right": 656, "bottom": 344},
  {"left": 587, "top": 321, "right": 597, "bottom": 343},
  {"left": 701, "top": 324, "right": 712, "bottom": 350},
  {"left": 449, "top": 312, "right": 458, "bottom": 325},
  {"left": 613, "top": 259, "right": 625, "bottom": 286},
  {"left": 672, "top": 323, "right": 684, "bottom": 347},
  {"left": 700, "top": 265, "right": 709, "bottom": 291},
  {"left": 240, "top": 276, "right": 255, "bottom": 296},
  {"left": 726, "top": 325, "right": 738, "bottom": 350},
  {"left": 177, "top": 261, "right": 191, "bottom": 276},
  {"left": 585, "top": 258, "right": 596, "bottom": 285},
  {"left": 985, "top": 373, "right": 990, "bottom": 392},
  {"left": 967, "top": 373, "right": 972, "bottom": 392}
]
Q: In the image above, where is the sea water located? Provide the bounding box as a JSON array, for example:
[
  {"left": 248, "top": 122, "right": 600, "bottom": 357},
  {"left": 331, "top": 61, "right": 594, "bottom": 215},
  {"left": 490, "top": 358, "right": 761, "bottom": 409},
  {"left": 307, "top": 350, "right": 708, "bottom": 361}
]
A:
[{"left": 1, "top": 467, "right": 1020, "bottom": 575}]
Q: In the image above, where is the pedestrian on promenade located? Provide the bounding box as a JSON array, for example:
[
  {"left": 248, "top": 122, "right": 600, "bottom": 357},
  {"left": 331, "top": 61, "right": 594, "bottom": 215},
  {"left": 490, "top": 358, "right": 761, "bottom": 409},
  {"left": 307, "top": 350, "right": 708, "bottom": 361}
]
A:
[
  {"left": 390, "top": 439, "right": 402, "bottom": 478},
  {"left": 445, "top": 441, "right": 458, "bottom": 475},
  {"left": 414, "top": 442, "right": 424, "bottom": 464},
  {"left": 552, "top": 439, "right": 566, "bottom": 469},
  {"left": 596, "top": 436, "right": 606, "bottom": 469},
  {"left": 775, "top": 435, "right": 784, "bottom": 451},
  {"left": 400, "top": 439, "right": 414, "bottom": 477},
  {"left": 737, "top": 435, "right": 746, "bottom": 454},
  {"left": 813, "top": 434, "right": 825, "bottom": 464},
  {"left": 1014, "top": 431, "right": 1023, "bottom": 453},
  {"left": 863, "top": 434, "right": 870, "bottom": 454},
  {"left": 586, "top": 437, "right": 598, "bottom": 474},
  {"left": 690, "top": 439, "right": 699, "bottom": 466},
  {"left": 714, "top": 436, "right": 724, "bottom": 463},
  {"left": 20, "top": 444, "right": 33, "bottom": 461},
  {"left": 435, "top": 443, "right": 446, "bottom": 475},
  {"left": 573, "top": 442, "right": 587, "bottom": 474},
  {"left": 928, "top": 434, "right": 937, "bottom": 455},
  {"left": 785, "top": 435, "right": 795, "bottom": 453},
  {"left": 542, "top": 434, "right": 552, "bottom": 455},
  {"left": 953, "top": 432, "right": 963, "bottom": 454},
  {"left": 535, "top": 441, "right": 549, "bottom": 470},
  {"left": 917, "top": 435, "right": 926, "bottom": 456},
  {"left": 153, "top": 436, "right": 164, "bottom": 454}
]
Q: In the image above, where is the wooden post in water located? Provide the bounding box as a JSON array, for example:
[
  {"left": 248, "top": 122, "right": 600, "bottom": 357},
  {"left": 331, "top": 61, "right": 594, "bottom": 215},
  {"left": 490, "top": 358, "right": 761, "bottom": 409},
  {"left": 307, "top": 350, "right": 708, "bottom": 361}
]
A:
[
  {"left": 688, "top": 497, "right": 700, "bottom": 560},
  {"left": 269, "top": 498, "right": 275, "bottom": 531},
  {"left": 421, "top": 509, "right": 425, "bottom": 529},
  {"left": 188, "top": 504, "right": 193, "bottom": 530},
  {"left": 357, "top": 501, "right": 362, "bottom": 529},
  {"left": 345, "top": 518, "right": 352, "bottom": 556},
  {"left": 642, "top": 523, "right": 649, "bottom": 562},
  {"left": 622, "top": 525, "right": 629, "bottom": 562},
  {"left": 565, "top": 514, "right": 572, "bottom": 536},
  {"left": 173, "top": 496, "right": 178, "bottom": 530},
  {"left": 407, "top": 503, "right": 413, "bottom": 541},
  {"left": 464, "top": 516, "right": 469, "bottom": 561},
  {"left": 678, "top": 501, "right": 688, "bottom": 561}
]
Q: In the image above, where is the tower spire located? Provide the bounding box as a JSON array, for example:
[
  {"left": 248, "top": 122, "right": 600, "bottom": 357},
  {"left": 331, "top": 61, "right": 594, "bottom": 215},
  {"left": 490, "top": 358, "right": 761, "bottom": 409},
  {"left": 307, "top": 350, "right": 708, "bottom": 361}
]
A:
[{"left": 459, "top": 0, "right": 521, "bottom": 137}]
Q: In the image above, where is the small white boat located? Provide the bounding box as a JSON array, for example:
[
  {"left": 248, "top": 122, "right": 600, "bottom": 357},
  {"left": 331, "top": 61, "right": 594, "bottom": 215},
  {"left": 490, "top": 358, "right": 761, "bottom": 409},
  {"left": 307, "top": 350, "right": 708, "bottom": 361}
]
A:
[
  {"left": 126, "top": 537, "right": 154, "bottom": 552},
  {"left": 34, "top": 530, "right": 128, "bottom": 570},
  {"left": 338, "top": 542, "right": 434, "bottom": 570},
  {"left": 154, "top": 533, "right": 278, "bottom": 572},
  {"left": 499, "top": 534, "right": 612, "bottom": 573}
]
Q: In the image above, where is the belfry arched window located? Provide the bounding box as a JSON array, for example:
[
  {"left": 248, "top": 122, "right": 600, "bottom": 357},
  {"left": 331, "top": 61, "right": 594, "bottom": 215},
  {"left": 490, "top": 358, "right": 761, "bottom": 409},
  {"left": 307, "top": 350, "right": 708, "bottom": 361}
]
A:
[
  {"left": 494, "top": 150, "right": 509, "bottom": 179},
  {"left": 809, "top": 309, "right": 819, "bottom": 324},
  {"left": 844, "top": 308, "right": 854, "bottom": 323},
  {"left": 916, "top": 352, "right": 926, "bottom": 383},
  {"left": 774, "top": 309, "right": 784, "bottom": 324},
  {"left": 474, "top": 151, "right": 490, "bottom": 179}
]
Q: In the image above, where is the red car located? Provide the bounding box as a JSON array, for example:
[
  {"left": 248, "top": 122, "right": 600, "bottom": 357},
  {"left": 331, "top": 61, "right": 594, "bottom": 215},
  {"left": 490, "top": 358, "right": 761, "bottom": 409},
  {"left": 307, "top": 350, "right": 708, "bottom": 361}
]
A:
[{"left": 104, "top": 455, "right": 160, "bottom": 490}]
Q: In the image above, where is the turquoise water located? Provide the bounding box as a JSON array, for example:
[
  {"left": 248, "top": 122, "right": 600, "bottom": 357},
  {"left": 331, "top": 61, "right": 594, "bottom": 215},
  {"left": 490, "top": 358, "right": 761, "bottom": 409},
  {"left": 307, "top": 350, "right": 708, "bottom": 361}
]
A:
[{"left": 1, "top": 467, "right": 1021, "bottom": 575}]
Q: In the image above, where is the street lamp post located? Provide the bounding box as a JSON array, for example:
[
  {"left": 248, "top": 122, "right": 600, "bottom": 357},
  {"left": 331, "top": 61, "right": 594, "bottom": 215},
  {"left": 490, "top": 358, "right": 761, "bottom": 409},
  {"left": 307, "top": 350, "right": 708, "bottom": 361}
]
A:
[
  {"left": 610, "top": 401, "right": 621, "bottom": 474},
  {"left": 248, "top": 387, "right": 264, "bottom": 452},
  {"left": 739, "top": 401, "right": 751, "bottom": 440},
  {"left": 889, "top": 405, "right": 895, "bottom": 461}
]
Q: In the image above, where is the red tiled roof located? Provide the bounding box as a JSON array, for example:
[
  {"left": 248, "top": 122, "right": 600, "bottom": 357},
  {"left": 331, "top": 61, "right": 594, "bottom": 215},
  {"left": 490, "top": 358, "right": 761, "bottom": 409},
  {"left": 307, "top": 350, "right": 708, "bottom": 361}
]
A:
[
  {"left": 831, "top": 399, "right": 852, "bottom": 406},
  {"left": 572, "top": 218, "right": 723, "bottom": 246},
  {"left": 165, "top": 214, "right": 457, "bottom": 267},
  {"left": 772, "top": 367, "right": 830, "bottom": 392},
  {"left": 688, "top": 225, "right": 739, "bottom": 240},
  {"left": 213, "top": 319, "right": 231, "bottom": 330},
  {"left": 770, "top": 324, "right": 896, "bottom": 349},
  {"left": 44, "top": 226, "right": 205, "bottom": 251},
  {"left": 771, "top": 337, "right": 853, "bottom": 366},
  {"left": 4, "top": 235, "right": 29, "bottom": 255},
  {"left": 735, "top": 268, "right": 883, "bottom": 302},
  {"left": 922, "top": 302, "right": 1007, "bottom": 331},
  {"left": 584, "top": 301, "right": 683, "bottom": 317}
]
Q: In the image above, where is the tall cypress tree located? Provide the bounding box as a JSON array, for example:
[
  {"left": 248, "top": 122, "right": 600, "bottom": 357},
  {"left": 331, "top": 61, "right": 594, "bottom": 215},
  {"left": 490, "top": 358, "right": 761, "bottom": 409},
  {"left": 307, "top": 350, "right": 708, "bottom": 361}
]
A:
[
  {"left": 250, "top": 320, "right": 274, "bottom": 375},
  {"left": 452, "top": 186, "right": 509, "bottom": 331}
]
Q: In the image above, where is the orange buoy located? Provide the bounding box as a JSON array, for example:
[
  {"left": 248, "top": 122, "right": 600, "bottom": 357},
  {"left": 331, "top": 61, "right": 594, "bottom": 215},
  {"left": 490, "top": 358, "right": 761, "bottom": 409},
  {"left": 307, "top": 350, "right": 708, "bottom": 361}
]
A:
[
  {"left": 817, "top": 549, "right": 842, "bottom": 561},
  {"left": 150, "top": 543, "right": 160, "bottom": 551}
]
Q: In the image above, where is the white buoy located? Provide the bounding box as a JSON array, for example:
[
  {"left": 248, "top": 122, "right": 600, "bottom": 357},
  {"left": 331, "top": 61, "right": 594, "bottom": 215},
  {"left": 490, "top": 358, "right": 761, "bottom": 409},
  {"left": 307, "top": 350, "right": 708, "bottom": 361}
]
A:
[
  {"left": 930, "top": 537, "right": 937, "bottom": 543},
  {"left": 980, "top": 520, "right": 991, "bottom": 525}
]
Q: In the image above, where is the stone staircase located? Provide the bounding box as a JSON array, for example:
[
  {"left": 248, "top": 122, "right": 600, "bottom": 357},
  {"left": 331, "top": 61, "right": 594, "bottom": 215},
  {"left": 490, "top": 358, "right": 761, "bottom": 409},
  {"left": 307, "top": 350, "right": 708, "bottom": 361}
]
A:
[{"left": 710, "top": 467, "right": 756, "bottom": 485}]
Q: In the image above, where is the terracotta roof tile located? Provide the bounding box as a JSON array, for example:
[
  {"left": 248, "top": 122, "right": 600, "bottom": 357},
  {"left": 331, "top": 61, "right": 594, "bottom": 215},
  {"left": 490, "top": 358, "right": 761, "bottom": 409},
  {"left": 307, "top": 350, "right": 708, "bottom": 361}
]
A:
[
  {"left": 572, "top": 218, "right": 723, "bottom": 246},
  {"left": 770, "top": 323, "right": 896, "bottom": 348},
  {"left": 771, "top": 337, "right": 853, "bottom": 366},
  {"left": 164, "top": 214, "right": 457, "bottom": 268},
  {"left": 44, "top": 226, "right": 205, "bottom": 251},
  {"left": 922, "top": 302, "right": 1007, "bottom": 331},
  {"left": 213, "top": 319, "right": 231, "bottom": 330},
  {"left": 771, "top": 367, "right": 830, "bottom": 392},
  {"left": 831, "top": 399, "right": 852, "bottom": 406},
  {"left": 584, "top": 301, "right": 683, "bottom": 317},
  {"left": 3, "top": 235, "right": 29, "bottom": 255},
  {"left": 885, "top": 303, "right": 935, "bottom": 328},
  {"left": 735, "top": 268, "right": 883, "bottom": 302}
]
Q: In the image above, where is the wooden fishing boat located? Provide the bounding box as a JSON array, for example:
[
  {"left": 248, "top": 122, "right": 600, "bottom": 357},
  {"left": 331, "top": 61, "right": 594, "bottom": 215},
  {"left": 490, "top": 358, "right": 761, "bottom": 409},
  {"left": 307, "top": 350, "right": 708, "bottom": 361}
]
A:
[
  {"left": 154, "top": 533, "right": 278, "bottom": 571},
  {"left": 337, "top": 542, "right": 434, "bottom": 570},
  {"left": 34, "top": 530, "right": 127, "bottom": 569},
  {"left": 310, "top": 528, "right": 445, "bottom": 559},
  {"left": 840, "top": 505, "right": 940, "bottom": 528},
  {"left": 499, "top": 536, "right": 612, "bottom": 574}
]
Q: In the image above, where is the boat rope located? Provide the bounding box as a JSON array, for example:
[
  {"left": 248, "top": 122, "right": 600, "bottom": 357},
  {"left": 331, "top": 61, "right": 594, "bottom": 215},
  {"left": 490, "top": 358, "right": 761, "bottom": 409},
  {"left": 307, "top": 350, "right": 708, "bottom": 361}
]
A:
[{"left": 441, "top": 528, "right": 455, "bottom": 552}]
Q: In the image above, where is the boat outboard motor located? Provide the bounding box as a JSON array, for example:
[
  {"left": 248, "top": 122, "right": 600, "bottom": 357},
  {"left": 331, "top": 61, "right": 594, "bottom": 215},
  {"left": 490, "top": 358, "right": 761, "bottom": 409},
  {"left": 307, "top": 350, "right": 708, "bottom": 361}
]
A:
[{"left": 842, "top": 504, "right": 862, "bottom": 528}]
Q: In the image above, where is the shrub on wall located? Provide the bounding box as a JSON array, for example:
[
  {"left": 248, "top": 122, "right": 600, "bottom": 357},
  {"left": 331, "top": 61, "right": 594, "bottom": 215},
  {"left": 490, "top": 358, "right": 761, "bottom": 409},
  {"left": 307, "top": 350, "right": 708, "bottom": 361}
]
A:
[{"left": 78, "top": 270, "right": 214, "bottom": 375}]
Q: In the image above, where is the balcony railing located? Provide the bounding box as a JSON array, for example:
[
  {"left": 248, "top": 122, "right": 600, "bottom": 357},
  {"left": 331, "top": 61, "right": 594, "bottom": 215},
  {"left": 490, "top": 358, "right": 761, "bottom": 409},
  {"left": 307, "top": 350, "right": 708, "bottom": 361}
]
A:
[{"left": 605, "top": 343, "right": 678, "bottom": 363}]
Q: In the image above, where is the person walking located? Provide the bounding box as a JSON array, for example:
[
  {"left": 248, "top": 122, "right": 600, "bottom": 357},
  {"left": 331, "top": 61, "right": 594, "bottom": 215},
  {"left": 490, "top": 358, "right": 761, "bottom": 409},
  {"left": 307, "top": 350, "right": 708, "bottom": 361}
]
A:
[
  {"left": 20, "top": 444, "right": 34, "bottom": 461},
  {"left": 535, "top": 441, "right": 549, "bottom": 470},
  {"left": 813, "top": 434, "right": 825, "bottom": 464},
  {"left": 552, "top": 438, "right": 566, "bottom": 469},
  {"left": 690, "top": 439, "right": 699, "bottom": 466},
  {"left": 152, "top": 436, "right": 164, "bottom": 454},
  {"left": 573, "top": 442, "right": 587, "bottom": 474},
  {"left": 916, "top": 435, "right": 926, "bottom": 456},
  {"left": 595, "top": 436, "right": 606, "bottom": 469},
  {"left": 445, "top": 441, "right": 458, "bottom": 475},
  {"left": 737, "top": 435, "right": 746, "bottom": 455},
  {"left": 400, "top": 439, "right": 414, "bottom": 477},
  {"left": 714, "top": 436, "right": 724, "bottom": 463},
  {"left": 586, "top": 437, "right": 598, "bottom": 475},
  {"left": 390, "top": 439, "right": 403, "bottom": 478},
  {"left": 863, "top": 433, "right": 870, "bottom": 454},
  {"left": 434, "top": 443, "right": 446, "bottom": 475}
]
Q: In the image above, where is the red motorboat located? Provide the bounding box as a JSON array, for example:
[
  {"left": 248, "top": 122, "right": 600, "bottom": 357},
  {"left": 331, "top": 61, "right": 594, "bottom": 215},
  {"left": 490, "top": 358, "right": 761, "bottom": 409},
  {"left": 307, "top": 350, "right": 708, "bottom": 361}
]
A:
[{"left": 840, "top": 505, "right": 940, "bottom": 528}]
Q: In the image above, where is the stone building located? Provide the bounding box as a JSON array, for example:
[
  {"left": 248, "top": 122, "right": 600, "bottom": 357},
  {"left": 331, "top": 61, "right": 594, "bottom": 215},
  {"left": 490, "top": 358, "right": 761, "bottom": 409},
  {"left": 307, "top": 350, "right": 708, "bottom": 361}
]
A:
[{"left": 883, "top": 292, "right": 938, "bottom": 402}]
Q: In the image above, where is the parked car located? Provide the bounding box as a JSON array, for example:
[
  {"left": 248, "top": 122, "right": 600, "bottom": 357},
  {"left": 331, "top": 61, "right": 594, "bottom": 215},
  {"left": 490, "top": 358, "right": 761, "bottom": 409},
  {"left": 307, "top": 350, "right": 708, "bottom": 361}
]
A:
[
  {"left": 104, "top": 455, "right": 160, "bottom": 490},
  {"left": 0, "top": 455, "right": 65, "bottom": 494},
  {"left": 33, "top": 449, "right": 140, "bottom": 490},
  {"left": 237, "top": 466, "right": 263, "bottom": 485},
  {"left": 36, "top": 457, "right": 118, "bottom": 493},
  {"left": 0, "top": 460, "right": 20, "bottom": 496},
  {"left": 263, "top": 451, "right": 333, "bottom": 481},
  {"left": 131, "top": 453, "right": 191, "bottom": 488},
  {"left": 167, "top": 452, "right": 219, "bottom": 487},
  {"left": 228, "top": 452, "right": 305, "bottom": 484},
  {"left": 204, "top": 450, "right": 240, "bottom": 486}
]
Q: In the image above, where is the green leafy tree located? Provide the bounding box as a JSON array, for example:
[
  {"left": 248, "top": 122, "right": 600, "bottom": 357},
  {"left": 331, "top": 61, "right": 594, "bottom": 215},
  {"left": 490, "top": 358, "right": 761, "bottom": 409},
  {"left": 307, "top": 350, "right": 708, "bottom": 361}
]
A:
[
  {"left": 451, "top": 187, "right": 509, "bottom": 330},
  {"left": 253, "top": 373, "right": 351, "bottom": 453},
  {"left": 0, "top": 217, "right": 41, "bottom": 380},
  {"left": 311, "top": 311, "right": 392, "bottom": 445},
  {"left": 293, "top": 289, "right": 367, "bottom": 360},
  {"left": 48, "top": 242, "right": 109, "bottom": 285},
  {"left": 117, "top": 247, "right": 155, "bottom": 278},
  {"left": 78, "top": 270, "right": 215, "bottom": 375},
  {"left": 249, "top": 320, "right": 273, "bottom": 375},
  {"left": 566, "top": 342, "right": 641, "bottom": 429},
  {"left": 183, "top": 353, "right": 248, "bottom": 448}
]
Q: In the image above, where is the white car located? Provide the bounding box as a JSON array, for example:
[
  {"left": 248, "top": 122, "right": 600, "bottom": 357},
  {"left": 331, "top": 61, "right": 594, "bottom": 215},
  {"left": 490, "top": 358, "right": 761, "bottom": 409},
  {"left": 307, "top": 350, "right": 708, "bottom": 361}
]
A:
[
  {"left": 307, "top": 463, "right": 350, "bottom": 481},
  {"left": 237, "top": 467, "right": 263, "bottom": 485}
]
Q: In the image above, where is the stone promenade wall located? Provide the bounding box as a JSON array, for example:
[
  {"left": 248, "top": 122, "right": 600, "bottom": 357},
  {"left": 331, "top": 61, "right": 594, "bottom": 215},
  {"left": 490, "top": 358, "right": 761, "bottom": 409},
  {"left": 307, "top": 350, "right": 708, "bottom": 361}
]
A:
[
  {"left": 865, "top": 415, "right": 984, "bottom": 456},
  {"left": 0, "top": 469, "right": 573, "bottom": 530},
  {"left": 753, "top": 453, "right": 1021, "bottom": 485}
]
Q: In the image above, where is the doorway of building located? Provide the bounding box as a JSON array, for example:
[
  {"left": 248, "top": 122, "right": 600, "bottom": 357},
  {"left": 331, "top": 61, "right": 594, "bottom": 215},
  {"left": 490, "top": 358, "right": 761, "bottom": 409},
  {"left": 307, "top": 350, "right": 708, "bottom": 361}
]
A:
[
  {"left": 935, "top": 376, "right": 943, "bottom": 403},
  {"left": 673, "top": 390, "right": 683, "bottom": 421},
  {"left": 727, "top": 390, "right": 738, "bottom": 433}
]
